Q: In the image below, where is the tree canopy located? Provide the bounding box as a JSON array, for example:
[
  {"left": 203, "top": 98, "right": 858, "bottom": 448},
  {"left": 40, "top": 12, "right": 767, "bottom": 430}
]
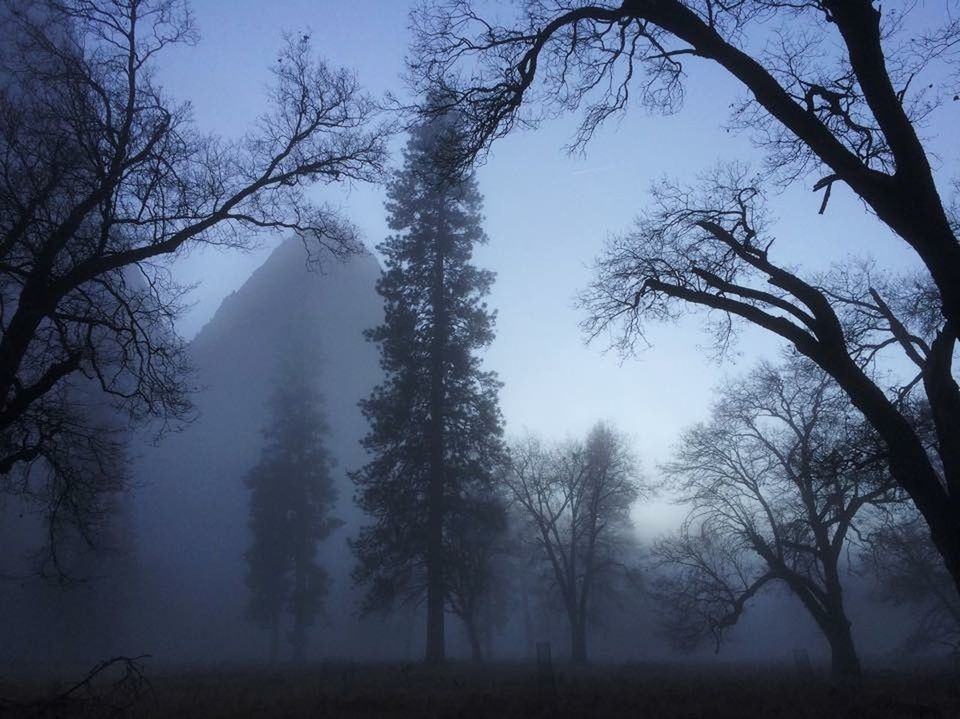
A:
[
  {"left": 408, "top": 0, "right": 960, "bottom": 593},
  {"left": 351, "top": 105, "right": 504, "bottom": 664},
  {"left": 653, "top": 356, "right": 899, "bottom": 681},
  {"left": 244, "top": 357, "right": 342, "bottom": 663},
  {"left": 0, "top": 0, "right": 387, "bottom": 549},
  {"left": 504, "top": 423, "right": 643, "bottom": 664}
]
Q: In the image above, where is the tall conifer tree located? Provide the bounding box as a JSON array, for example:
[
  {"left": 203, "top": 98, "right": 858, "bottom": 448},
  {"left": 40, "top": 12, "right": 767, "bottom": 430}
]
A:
[
  {"left": 244, "top": 357, "right": 341, "bottom": 662},
  {"left": 351, "top": 106, "right": 504, "bottom": 664}
]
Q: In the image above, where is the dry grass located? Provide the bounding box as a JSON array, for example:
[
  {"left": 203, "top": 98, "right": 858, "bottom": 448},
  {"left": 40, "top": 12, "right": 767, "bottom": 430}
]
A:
[{"left": 3, "top": 661, "right": 959, "bottom": 718}]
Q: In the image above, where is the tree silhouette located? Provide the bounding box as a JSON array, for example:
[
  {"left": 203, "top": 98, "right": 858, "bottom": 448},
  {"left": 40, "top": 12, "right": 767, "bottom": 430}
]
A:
[
  {"left": 244, "top": 359, "right": 341, "bottom": 663},
  {"left": 409, "top": 1, "right": 960, "bottom": 594},
  {"left": 0, "top": 0, "right": 387, "bottom": 535},
  {"left": 351, "top": 103, "right": 505, "bottom": 664},
  {"left": 652, "top": 356, "right": 899, "bottom": 682},
  {"left": 444, "top": 487, "right": 510, "bottom": 662},
  {"left": 865, "top": 511, "right": 960, "bottom": 656},
  {"left": 504, "top": 423, "right": 643, "bottom": 664},
  {"left": 581, "top": 164, "right": 960, "bottom": 596}
]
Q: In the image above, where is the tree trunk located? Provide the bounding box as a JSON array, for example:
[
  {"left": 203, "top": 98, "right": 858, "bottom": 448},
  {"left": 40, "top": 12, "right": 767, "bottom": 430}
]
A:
[
  {"left": 570, "top": 617, "right": 588, "bottom": 665},
  {"left": 291, "top": 564, "right": 307, "bottom": 663},
  {"left": 425, "top": 205, "right": 448, "bottom": 666},
  {"left": 425, "top": 486, "right": 445, "bottom": 665},
  {"left": 291, "top": 493, "right": 309, "bottom": 664},
  {"left": 291, "top": 621, "right": 306, "bottom": 664},
  {"left": 269, "top": 615, "right": 279, "bottom": 664},
  {"left": 465, "top": 617, "right": 483, "bottom": 663},
  {"left": 521, "top": 581, "right": 533, "bottom": 658},
  {"left": 482, "top": 602, "right": 495, "bottom": 661},
  {"left": 827, "top": 619, "right": 862, "bottom": 685},
  {"left": 425, "top": 445, "right": 445, "bottom": 664},
  {"left": 819, "top": 0, "right": 960, "bottom": 337},
  {"left": 818, "top": 349, "right": 960, "bottom": 598}
]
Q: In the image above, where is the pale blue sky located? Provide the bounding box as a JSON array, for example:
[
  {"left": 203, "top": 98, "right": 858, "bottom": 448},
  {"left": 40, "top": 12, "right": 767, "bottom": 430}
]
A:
[{"left": 159, "top": 1, "right": 952, "bottom": 506}]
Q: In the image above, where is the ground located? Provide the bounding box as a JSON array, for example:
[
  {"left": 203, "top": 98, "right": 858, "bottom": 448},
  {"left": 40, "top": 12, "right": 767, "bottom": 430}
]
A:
[{"left": 2, "top": 661, "right": 958, "bottom": 718}]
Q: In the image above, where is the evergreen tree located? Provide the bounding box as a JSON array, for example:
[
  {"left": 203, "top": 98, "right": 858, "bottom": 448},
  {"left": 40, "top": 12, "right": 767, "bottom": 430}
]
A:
[
  {"left": 244, "top": 357, "right": 341, "bottom": 663},
  {"left": 351, "top": 106, "right": 505, "bottom": 664}
]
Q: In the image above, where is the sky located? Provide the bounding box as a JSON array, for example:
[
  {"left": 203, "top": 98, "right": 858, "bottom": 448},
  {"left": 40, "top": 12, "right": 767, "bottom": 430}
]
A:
[{"left": 157, "top": 0, "right": 954, "bottom": 512}]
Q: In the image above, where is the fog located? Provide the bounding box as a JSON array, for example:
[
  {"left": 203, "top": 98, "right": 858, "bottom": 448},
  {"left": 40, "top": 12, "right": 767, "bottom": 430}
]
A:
[
  {"left": 2, "top": 1, "right": 959, "bottom": 716},
  {"left": 0, "top": 239, "right": 922, "bottom": 677}
]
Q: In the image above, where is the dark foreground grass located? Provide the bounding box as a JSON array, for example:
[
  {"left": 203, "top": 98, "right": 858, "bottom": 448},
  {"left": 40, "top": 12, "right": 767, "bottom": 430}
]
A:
[{"left": 3, "top": 661, "right": 958, "bottom": 718}]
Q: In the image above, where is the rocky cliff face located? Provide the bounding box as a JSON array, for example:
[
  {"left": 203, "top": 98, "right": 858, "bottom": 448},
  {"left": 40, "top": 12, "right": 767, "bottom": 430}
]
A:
[
  {"left": 0, "top": 238, "right": 432, "bottom": 671},
  {"left": 120, "top": 238, "right": 425, "bottom": 664},
  {"left": 59, "top": 239, "right": 405, "bottom": 663}
]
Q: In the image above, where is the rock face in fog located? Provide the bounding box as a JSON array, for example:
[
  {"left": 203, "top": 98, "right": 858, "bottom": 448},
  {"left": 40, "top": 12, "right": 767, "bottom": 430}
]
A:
[{"left": 124, "top": 239, "right": 413, "bottom": 664}]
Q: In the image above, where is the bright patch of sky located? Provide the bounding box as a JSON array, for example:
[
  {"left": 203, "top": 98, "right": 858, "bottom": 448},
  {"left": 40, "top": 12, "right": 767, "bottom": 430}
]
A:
[{"left": 158, "top": 1, "right": 956, "bottom": 502}]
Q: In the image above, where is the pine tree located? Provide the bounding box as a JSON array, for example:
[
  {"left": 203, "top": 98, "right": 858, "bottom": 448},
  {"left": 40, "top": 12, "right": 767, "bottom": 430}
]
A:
[
  {"left": 244, "top": 357, "right": 342, "bottom": 663},
  {"left": 351, "top": 106, "right": 505, "bottom": 664}
]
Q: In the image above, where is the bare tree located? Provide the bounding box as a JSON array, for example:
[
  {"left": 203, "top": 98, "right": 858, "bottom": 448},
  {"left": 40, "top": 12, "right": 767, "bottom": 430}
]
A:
[
  {"left": 444, "top": 490, "right": 510, "bottom": 662},
  {"left": 0, "top": 0, "right": 388, "bottom": 542},
  {"left": 580, "top": 164, "right": 960, "bottom": 596},
  {"left": 408, "top": 2, "right": 960, "bottom": 592},
  {"left": 1, "top": 382, "right": 129, "bottom": 580},
  {"left": 865, "top": 510, "right": 960, "bottom": 656},
  {"left": 504, "top": 423, "right": 643, "bottom": 664},
  {"left": 652, "top": 357, "right": 900, "bottom": 682},
  {"left": 410, "top": 1, "right": 958, "bottom": 312}
]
